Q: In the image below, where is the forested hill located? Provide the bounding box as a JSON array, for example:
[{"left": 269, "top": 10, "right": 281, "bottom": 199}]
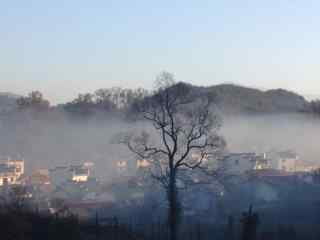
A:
[
  {"left": 198, "top": 83, "right": 309, "bottom": 114},
  {"left": 0, "top": 83, "right": 312, "bottom": 116},
  {"left": 147, "top": 82, "right": 309, "bottom": 115}
]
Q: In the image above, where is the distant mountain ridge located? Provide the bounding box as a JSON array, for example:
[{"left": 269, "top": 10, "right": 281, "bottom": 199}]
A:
[{"left": 0, "top": 84, "right": 312, "bottom": 115}]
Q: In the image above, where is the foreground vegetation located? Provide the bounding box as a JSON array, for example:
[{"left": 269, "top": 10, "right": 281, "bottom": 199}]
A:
[{"left": 0, "top": 206, "right": 139, "bottom": 240}]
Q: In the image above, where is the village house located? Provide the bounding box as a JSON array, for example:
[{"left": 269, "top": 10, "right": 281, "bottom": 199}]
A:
[
  {"left": 0, "top": 158, "right": 24, "bottom": 186},
  {"left": 222, "top": 153, "right": 260, "bottom": 175}
]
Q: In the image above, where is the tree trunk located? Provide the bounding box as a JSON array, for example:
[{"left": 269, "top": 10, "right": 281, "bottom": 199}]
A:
[{"left": 168, "top": 171, "right": 180, "bottom": 240}]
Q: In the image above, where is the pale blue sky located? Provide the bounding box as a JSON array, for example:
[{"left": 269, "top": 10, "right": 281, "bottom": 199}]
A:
[{"left": 1, "top": 0, "right": 320, "bottom": 103}]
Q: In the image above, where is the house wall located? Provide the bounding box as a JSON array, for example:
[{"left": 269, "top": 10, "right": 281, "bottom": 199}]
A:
[
  {"left": 222, "top": 153, "right": 257, "bottom": 175},
  {"left": 0, "top": 175, "right": 18, "bottom": 186},
  {"left": 72, "top": 175, "right": 88, "bottom": 182},
  {"left": 278, "top": 158, "right": 297, "bottom": 172}
]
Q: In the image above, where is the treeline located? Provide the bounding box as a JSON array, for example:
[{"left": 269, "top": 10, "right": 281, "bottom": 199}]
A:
[
  {"left": 16, "top": 88, "right": 149, "bottom": 111},
  {"left": 14, "top": 83, "right": 320, "bottom": 117},
  {"left": 15, "top": 87, "right": 149, "bottom": 116},
  {"left": 63, "top": 88, "right": 148, "bottom": 116}
]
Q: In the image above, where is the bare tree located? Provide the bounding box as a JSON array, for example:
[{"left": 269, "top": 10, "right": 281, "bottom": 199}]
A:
[{"left": 119, "top": 72, "right": 226, "bottom": 240}]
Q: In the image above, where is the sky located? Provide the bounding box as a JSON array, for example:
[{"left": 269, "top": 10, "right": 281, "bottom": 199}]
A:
[{"left": 1, "top": 0, "right": 320, "bottom": 103}]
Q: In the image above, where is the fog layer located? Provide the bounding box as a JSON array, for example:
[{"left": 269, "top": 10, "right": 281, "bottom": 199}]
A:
[{"left": 0, "top": 111, "right": 319, "bottom": 180}]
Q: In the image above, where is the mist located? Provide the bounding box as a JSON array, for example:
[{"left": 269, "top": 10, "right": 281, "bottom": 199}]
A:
[
  {"left": 222, "top": 113, "right": 320, "bottom": 163},
  {"left": 0, "top": 107, "right": 319, "bottom": 181},
  {"left": 0, "top": 111, "right": 137, "bottom": 181}
]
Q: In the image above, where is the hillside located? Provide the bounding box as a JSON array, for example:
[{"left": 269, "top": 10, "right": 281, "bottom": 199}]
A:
[
  {"left": 0, "top": 84, "right": 311, "bottom": 116},
  {"left": 173, "top": 83, "right": 309, "bottom": 115}
]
